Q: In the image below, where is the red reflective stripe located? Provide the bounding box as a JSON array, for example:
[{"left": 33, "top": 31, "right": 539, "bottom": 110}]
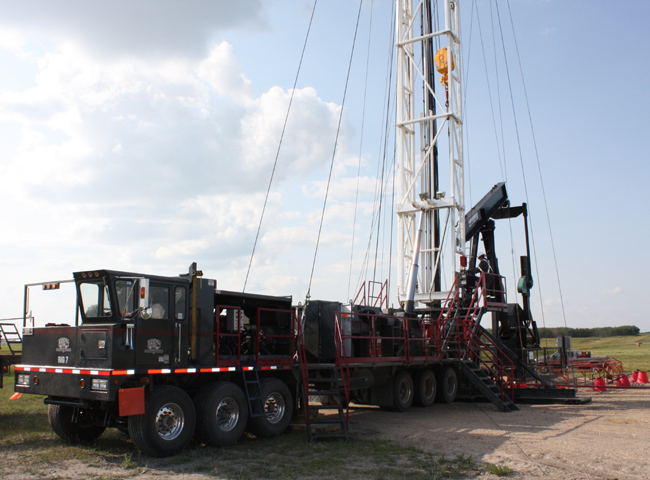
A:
[
  {"left": 9, "top": 392, "right": 22, "bottom": 400},
  {"left": 175, "top": 368, "right": 197, "bottom": 373},
  {"left": 14, "top": 365, "right": 292, "bottom": 375},
  {"left": 14, "top": 365, "right": 113, "bottom": 375}
]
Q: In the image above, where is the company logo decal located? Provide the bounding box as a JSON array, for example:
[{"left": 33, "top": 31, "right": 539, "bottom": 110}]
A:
[
  {"left": 56, "top": 337, "right": 72, "bottom": 353},
  {"left": 144, "top": 338, "right": 163, "bottom": 354}
]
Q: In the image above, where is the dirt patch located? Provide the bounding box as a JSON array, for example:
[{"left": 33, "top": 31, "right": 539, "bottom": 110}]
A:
[
  {"left": 350, "top": 388, "right": 650, "bottom": 479},
  {"left": 0, "top": 388, "right": 648, "bottom": 479}
]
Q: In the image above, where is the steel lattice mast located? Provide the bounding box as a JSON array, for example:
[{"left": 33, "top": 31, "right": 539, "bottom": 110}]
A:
[{"left": 395, "top": 0, "right": 465, "bottom": 308}]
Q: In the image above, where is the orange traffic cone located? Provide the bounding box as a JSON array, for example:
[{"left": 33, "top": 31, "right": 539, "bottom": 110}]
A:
[
  {"left": 631, "top": 370, "right": 640, "bottom": 383},
  {"left": 593, "top": 377, "right": 606, "bottom": 392},
  {"left": 615, "top": 374, "right": 630, "bottom": 388},
  {"left": 637, "top": 371, "right": 649, "bottom": 384}
]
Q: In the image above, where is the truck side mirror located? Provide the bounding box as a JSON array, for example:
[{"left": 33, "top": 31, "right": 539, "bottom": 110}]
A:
[{"left": 139, "top": 279, "right": 152, "bottom": 319}]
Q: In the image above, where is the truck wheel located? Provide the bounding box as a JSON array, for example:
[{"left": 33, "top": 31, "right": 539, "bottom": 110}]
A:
[
  {"left": 248, "top": 378, "right": 293, "bottom": 437},
  {"left": 437, "top": 366, "right": 458, "bottom": 403},
  {"left": 391, "top": 370, "right": 414, "bottom": 412},
  {"left": 414, "top": 369, "right": 437, "bottom": 407},
  {"left": 48, "top": 405, "right": 106, "bottom": 444},
  {"left": 128, "top": 386, "right": 196, "bottom": 457},
  {"left": 194, "top": 381, "right": 248, "bottom": 447}
]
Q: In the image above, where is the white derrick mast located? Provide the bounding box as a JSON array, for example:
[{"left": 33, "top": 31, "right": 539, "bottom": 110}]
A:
[{"left": 395, "top": 0, "right": 465, "bottom": 307}]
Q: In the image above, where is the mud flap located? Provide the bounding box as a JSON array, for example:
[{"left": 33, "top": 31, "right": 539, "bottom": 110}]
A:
[{"left": 119, "top": 386, "right": 145, "bottom": 416}]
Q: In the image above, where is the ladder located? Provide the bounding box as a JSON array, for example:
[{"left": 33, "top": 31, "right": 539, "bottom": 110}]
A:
[
  {"left": 0, "top": 323, "right": 23, "bottom": 388},
  {"left": 0, "top": 323, "right": 22, "bottom": 358},
  {"left": 295, "top": 313, "right": 349, "bottom": 440},
  {"left": 241, "top": 368, "right": 265, "bottom": 418},
  {"left": 303, "top": 365, "right": 349, "bottom": 440}
]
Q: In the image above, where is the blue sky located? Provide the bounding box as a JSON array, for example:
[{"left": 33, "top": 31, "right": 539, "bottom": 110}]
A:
[{"left": 0, "top": 0, "right": 648, "bottom": 333}]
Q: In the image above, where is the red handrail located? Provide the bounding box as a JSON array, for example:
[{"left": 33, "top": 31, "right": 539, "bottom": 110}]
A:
[
  {"left": 333, "top": 315, "right": 352, "bottom": 425},
  {"left": 353, "top": 280, "right": 389, "bottom": 309},
  {"left": 214, "top": 305, "right": 243, "bottom": 367},
  {"left": 255, "top": 308, "right": 295, "bottom": 366},
  {"left": 294, "top": 313, "right": 312, "bottom": 427}
]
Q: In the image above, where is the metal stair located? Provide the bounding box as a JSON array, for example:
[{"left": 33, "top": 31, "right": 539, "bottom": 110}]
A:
[
  {"left": 458, "top": 359, "right": 519, "bottom": 412},
  {"left": 295, "top": 310, "right": 350, "bottom": 441},
  {"left": 437, "top": 273, "right": 519, "bottom": 412},
  {"left": 303, "top": 365, "right": 349, "bottom": 440}
]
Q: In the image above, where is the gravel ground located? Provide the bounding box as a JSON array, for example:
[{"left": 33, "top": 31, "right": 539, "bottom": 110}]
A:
[
  {"left": 351, "top": 388, "right": 650, "bottom": 480},
  {"left": 1, "top": 387, "right": 648, "bottom": 479}
]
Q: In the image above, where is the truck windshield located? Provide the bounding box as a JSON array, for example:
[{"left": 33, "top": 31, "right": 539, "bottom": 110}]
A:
[
  {"left": 116, "top": 280, "right": 137, "bottom": 318},
  {"left": 80, "top": 281, "right": 112, "bottom": 318}
]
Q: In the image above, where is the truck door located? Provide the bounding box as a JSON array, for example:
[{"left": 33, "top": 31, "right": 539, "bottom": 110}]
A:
[{"left": 135, "top": 284, "right": 174, "bottom": 367}]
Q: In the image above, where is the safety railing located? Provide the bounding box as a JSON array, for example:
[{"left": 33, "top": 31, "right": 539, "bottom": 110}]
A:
[
  {"left": 333, "top": 318, "right": 351, "bottom": 425},
  {"left": 295, "top": 313, "right": 312, "bottom": 424},
  {"left": 353, "top": 280, "right": 388, "bottom": 309},
  {"left": 255, "top": 308, "right": 296, "bottom": 366},
  {"left": 214, "top": 306, "right": 296, "bottom": 367},
  {"left": 335, "top": 311, "right": 442, "bottom": 364},
  {"left": 480, "top": 273, "right": 507, "bottom": 310},
  {"left": 214, "top": 305, "right": 243, "bottom": 367},
  {"left": 432, "top": 271, "right": 514, "bottom": 403},
  {"left": 458, "top": 319, "right": 516, "bottom": 404}
]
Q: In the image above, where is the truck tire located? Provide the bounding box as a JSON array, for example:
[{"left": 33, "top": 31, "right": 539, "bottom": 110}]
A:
[
  {"left": 437, "top": 366, "right": 458, "bottom": 404},
  {"left": 194, "top": 381, "right": 248, "bottom": 447},
  {"left": 414, "top": 369, "right": 437, "bottom": 407},
  {"left": 248, "top": 378, "right": 293, "bottom": 437},
  {"left": 391, "top": 370, "right": 414, "bottom": 412},
  {"left": 48, "top": 405, "right": 105, "bottom": 444},
  {"left": 128, "top": 385, "right": 196, "bottom": 457}
]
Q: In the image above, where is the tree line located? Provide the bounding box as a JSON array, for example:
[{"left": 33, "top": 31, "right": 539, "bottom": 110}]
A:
[{"left": 538, "top": 325, "right": 640, "bottom": 339}]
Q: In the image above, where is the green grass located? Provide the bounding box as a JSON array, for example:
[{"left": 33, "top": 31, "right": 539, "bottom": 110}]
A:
[
  {"left": 0, "top": 372, "right": 488, "bottom": 480},
  {"left": 549, "top": 334, "right": 650, "bottom": 372},
  {"left": 2, "top": 333, "right": 646, "bottom": 478},
  {"left": 485, "top": 463, "right": 515, "bottom": 476}
]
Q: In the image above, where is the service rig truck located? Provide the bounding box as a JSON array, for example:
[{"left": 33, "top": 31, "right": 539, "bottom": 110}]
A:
[{"left": 13, "top": 187, "right": 573, "bottom": 457}]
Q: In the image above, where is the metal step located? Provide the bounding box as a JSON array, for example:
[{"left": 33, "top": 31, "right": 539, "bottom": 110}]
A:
[{"left": 458, "top": 360, "right": 520, "bottom": 412}]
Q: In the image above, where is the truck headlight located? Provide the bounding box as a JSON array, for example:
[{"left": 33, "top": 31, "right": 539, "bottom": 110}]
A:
[
  {"left": 17, "top": 374, "right": 30, "bottom": 386},
  {"left": 91, "top": 379, "right": 109, "bottom": 392}
]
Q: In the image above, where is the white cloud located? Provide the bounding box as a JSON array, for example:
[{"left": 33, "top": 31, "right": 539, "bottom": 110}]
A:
[
  {"left": 600, "top": 286, "right": 623, "bottom": 296},
  {"left": 239, "top": 86, "right": 346, "bottom": 177},
  {"left": 0, "top": 2, "right": 387, "bottom": 319},
  {"left": 198, "top": 42, "right": 253, "bottom": 103},
  {"left": 0, "top": 1, "right": 267, "bottom": 59}
]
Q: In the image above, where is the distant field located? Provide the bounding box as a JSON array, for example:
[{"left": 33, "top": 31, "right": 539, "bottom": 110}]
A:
[{"left": 540, "top": 333, "right": 650, "bottom": 372}]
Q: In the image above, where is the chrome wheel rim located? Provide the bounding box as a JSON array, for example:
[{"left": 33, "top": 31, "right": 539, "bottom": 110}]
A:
[
  {"left": 216, "top": 397, "right": 240, "bottom": 432},
  {"left": 423, "top": 376, "right": 435, "bottom": 399},
  {"left": 155, "top": 402, "right": 185, "bottom": 440},
  {"left": 264, "top": 392, "right": 285, "bottom": 424},
  {"left": 398, "top": 379, "right": 412, "bottom": 404}
]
